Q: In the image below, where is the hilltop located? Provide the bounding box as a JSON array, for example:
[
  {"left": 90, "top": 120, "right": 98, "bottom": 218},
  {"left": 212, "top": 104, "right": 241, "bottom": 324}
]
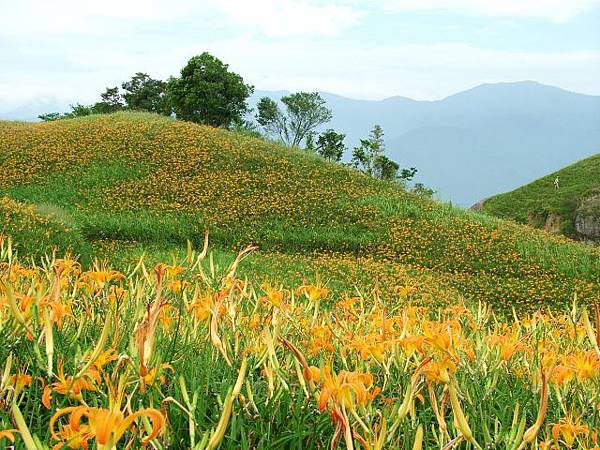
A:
[
  {"left": 482, "top": 153, "right": 600, "bottom": 241},
  {"left": 6, "top": 82, "right": 600, "bottom": 206},
  {"left": 1, "top": 112, "right": 600, "bottom": 312}
]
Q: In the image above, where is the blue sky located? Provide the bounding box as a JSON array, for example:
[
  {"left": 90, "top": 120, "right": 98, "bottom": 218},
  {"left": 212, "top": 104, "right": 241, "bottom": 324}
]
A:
[{"left": 1, "top": 0, "right": 599, "bottom": 109}]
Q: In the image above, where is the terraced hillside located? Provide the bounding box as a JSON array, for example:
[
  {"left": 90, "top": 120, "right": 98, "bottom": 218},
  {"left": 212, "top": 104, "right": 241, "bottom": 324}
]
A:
[
  {"left": 482, "top": 153, "right": 600, "bottom": 240},
  {"left": 1, "top": 112, "right": 599, "bottom": 312}
]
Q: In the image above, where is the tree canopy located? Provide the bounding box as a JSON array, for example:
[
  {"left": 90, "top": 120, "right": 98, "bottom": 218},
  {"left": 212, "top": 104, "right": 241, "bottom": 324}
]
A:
[
  {"left": 122, "top": 73, "right": 170, "bottom": 115},
  {"left": 256, "top": 92, "right": 332, "bottom": 147},
  {"left": 168, "top": 53, "right": 254, "bottom": 127},
  {"left": 316, "top": 129, "right": 346, "bottom": 162},
  {"left": 352, "top": 125, "right": 417, "bottom": 182}
]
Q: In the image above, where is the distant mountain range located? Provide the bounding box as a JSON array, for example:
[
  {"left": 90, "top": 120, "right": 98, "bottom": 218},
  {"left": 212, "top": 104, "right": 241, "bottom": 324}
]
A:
[
  {"left": 3, "top": 81, "right": 599, "bottom": 206},
  {"left": 251, "top": 82, "right": 600, "bottom": 206},
  {"left": 0, "top": 96, "right": 71, "bottom": 122}
]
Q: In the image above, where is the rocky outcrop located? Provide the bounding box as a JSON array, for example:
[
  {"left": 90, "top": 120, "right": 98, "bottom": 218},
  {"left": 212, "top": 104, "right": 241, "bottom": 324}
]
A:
[
  {"left": 575, "top": 193, "right": 600, "bottom": 240},
  {"left": 470, "top": 198, "right": 486, "bottom": 212},
  {"left": 526, "top": 211, "right": 563, "bottom": 233},
  {"left": 543, "top": 213, "right": 563, "bottom": 234}
]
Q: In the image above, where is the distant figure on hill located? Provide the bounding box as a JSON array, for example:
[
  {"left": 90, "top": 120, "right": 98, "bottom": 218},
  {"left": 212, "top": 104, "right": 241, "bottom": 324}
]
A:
[{"left": 554, "top": 176, "right": 560, "bottom": 189}]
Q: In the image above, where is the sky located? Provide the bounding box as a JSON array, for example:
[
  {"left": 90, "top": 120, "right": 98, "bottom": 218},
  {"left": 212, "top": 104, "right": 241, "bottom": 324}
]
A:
[{"left": 1, "top": 0, "right": 600, "bottom": 110}]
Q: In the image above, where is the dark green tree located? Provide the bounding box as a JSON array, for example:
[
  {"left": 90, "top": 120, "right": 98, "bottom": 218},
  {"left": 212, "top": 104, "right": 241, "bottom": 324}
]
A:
[
  {"left": 38, "top": 112, "right": 61, "bottom": 121},
  {"left": 168, "top": 53, "right": 253, "bottom": 127},
  {"left": 316, "top": 129, "right": 346, "bottom": 162},
  {"left": 373, "top": 155, "right": 399, "bottom": 180},
  {"left": 351, "top": 125, "right": 385, "bottom": 176},
  {"left": 400, "top": 167, "right": 418, "bottom": 181},
  {"left": 304, "top": 131, "right": 317, "bottom": 152},
  {"left": 256, "top": 92, "right": 332, "bottom": 147},
  {"left": 412, "top": 182, "right": 435, "bottom": 198},
  {"left": 122, "top": 72, "right": 170, "bottom": 115},
  {"left": 92, "top": 87, "right": 124, "bottom": 114},
  {"left": 62, "top": 103, "right": 93, "bottom": 119},
  {"left": 352, "top": 124, "right": 416, "bottom": 182}
]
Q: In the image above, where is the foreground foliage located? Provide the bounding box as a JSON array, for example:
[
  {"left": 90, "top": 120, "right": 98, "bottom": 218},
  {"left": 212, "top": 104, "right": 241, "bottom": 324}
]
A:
[{"left": 1, "top": 237, "right": 599, "bottom": 449}]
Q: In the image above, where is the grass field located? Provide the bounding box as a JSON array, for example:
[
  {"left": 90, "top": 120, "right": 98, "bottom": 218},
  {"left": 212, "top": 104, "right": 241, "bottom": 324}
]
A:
[
  {"left": 1, "top": 113, "right": 600, "bottom": 449},
  {"left": 483, "top": 154, "right": 600, "bottom": 236}
]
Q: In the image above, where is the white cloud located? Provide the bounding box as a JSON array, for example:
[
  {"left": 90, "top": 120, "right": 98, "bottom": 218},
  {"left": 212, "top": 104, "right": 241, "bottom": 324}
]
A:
[
  {"left": 203, "top": 39, "right": 600, "bottom": 99},
  {"left": 0, "top": 0, "right": 599, "bottom": 108},
  {"left": 0, "top": 0, "right": 217, "bottom": 36},
  {"left": 214, "top": 0, "right": 365, "bottom": 36},
  {"left": 0, "top": 0, "right": 364, "bottom": 37},
  {"left": 375, "top": 0, "right": 600, "bottom": 22},
  {"left": 4, "top": 37, "right": 597, "bottom": 107}
]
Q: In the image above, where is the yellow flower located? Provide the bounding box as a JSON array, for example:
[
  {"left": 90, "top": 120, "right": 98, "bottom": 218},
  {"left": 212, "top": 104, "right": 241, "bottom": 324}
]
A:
[
  {"left": 314, "top": 367, "right": 378, "bottom": 412},
  {"left": 297, "top": 284, "right": 329, "bottom": 303},
  {"left": 0, "top": 429, "right": 18, "bottom": 445},
  {"left": 422, "top": 358, "right": 456, "bottom": 384},
  {"left": 50, "top": 405, "right": 165, "bottom": 450},
  {"left": 259, "top": 285, "right": 286, "bottom": 308},
  {"left": 569, "top": 351, "right": 600, "bottom": 382},
  {"left": 551, "top": 415, "right": 589, "bottom": 448}
]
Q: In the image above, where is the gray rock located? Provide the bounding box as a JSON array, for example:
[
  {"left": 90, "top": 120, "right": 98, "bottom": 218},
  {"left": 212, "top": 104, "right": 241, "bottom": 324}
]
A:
[{"left": 575, "top": 193, "right": 600, "bottom": 240}]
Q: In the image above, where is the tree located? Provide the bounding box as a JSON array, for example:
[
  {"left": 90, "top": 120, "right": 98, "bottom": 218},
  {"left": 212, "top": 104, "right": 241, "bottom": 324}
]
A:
[
  {"left": 304, "top": 131, "right": 317, "bottom": 152},
  {"left": 92, "top": 87, "right": 124, "bottom": 114},
  {"left": 167, "top": 52, "right": 253, "bottom": 127},
  {"left": 351, "top": 125, "right": 386, "bottom": 176},
  {"left": 316, "top": 129, "right": 346, "bottom": 162},
  {"left": 38, "top": 112, "right": 61, "bottom": 121},
  {"left": 352, "top": 124, "right": 416, "bottom": 182},
  {"left": 62, "top": 103, "right": 93, "bottom": 119},
  {"left": 373, "top": 155, "right": 399, "bottom": 180},
  {"left": 256, "top": 92, "right": 332, "bottom": 147},
  {"left": 412, "top": 183, "right": 436, "bottom": 198},
  {"left": 399, "top": 167, "right": 418, "bottom": 181},
  {"left": 122, "top": 72, "right": 170, "bottom": 115}
]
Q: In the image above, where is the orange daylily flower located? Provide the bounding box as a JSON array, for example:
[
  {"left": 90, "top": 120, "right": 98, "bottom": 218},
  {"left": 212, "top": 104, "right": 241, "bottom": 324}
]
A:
[
  {"left": 569, "top": 351, "right": 600, "bottom": 381},
  {"left": 50, "top": 405, "right": 165, "bottom": 450},
  {"left": 259, "top": 285, "right": 286, "bottom": 308},
  {"left": 551, "top": 415, "right": 589, "bottom": 448},
  {"left": 79, "top": 269, "right": 124, "bottom": 290},
  {"left": 314, "top": 367, "right": 379, "bottom": 412},
  {"left": 308, "top": 325, "right": 335, "bottom": 355},
  {"left": 422, "top": 358, "right": 456, "bottom": 384},
  {"left": 50, "top": 375, "right": 166, "bottom": 450},
  {"left": 52, "top": 363, "right": 100, "bottom": 400},
  {"left": 0, "top": 429, "right": 18, "bottom": 444},
  {"left": 297, "top": 284, "right": 329, "bottom": 303}
]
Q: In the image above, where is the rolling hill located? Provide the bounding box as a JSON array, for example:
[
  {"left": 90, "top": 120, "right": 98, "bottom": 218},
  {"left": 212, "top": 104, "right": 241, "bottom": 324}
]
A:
[
  {"left": 1, "top": 112, "right": 600, "bottom": 313},
  {"left": 252, "top": 81, "right": 600, "bottom": 205},
  {"left": 482, "top": 153, "right": 600, "bottom": 241},
  {"left": 5, "top": 81, "right": 599, "bottom": 206}
]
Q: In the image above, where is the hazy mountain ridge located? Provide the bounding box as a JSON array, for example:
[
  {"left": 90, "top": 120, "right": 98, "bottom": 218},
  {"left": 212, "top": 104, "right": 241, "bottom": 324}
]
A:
[
  {"left": 0, "top": 96, "right": 71, "bottom": 121},
  {"left": 252, "top": 81, "right": 600, "bottom": 205}
]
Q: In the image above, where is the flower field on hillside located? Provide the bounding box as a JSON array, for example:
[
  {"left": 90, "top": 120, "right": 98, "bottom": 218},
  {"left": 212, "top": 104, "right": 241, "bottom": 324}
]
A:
[
  {"left": 1, "top": 235, "right": 599, "bottom": 449},
  {"left": 2, "top": 114, "right": 600, "bottom": 314}
]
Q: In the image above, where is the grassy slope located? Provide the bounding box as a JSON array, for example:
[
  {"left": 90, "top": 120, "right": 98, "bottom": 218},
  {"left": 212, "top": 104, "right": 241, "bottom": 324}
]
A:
[
  {"left": 482, "top": 153, "right": 600, "bottom": 235},
  {"left": 0, "top": 195, "right": 90, "bottom": 261},
  {"left": 1, "top": 112, "right": 599, "bottom": 312}
]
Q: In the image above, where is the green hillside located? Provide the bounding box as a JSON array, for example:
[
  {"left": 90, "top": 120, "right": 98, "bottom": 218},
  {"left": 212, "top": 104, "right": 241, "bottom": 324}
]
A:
[
  {"left": 2, "top": 112, "right": 600, "bottom": 312},
  {"left": 482, "top": 154, "right": 600, "bottom": 239}
]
